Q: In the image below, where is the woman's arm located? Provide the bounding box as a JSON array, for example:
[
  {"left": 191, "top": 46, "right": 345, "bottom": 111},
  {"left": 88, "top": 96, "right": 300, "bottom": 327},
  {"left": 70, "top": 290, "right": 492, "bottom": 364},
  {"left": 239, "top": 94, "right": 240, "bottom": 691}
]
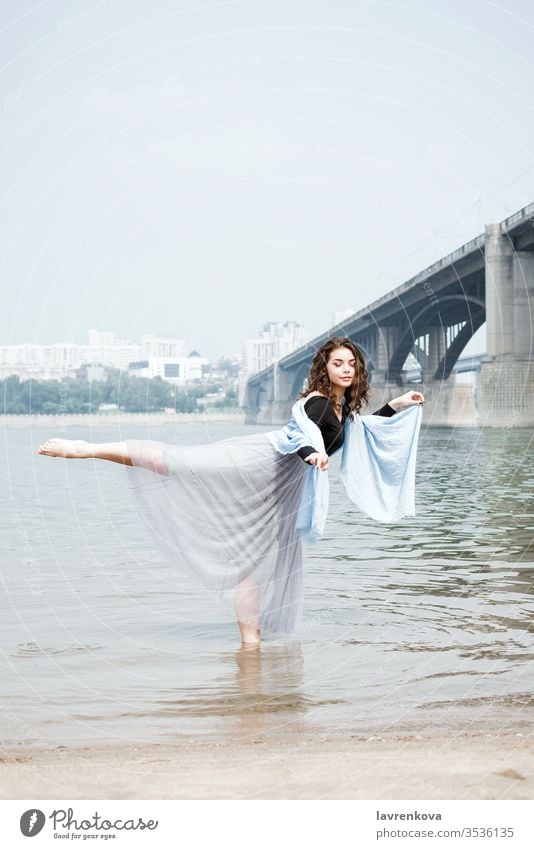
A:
[
  {"left": 385, "top": 390, "right": 425, "bottom": 412},
  {"left": 372, "top": 402, "right": 397, "bottom": 417},
  {"left": 297, "top": 396, "right": 331, "bottom": 470}
]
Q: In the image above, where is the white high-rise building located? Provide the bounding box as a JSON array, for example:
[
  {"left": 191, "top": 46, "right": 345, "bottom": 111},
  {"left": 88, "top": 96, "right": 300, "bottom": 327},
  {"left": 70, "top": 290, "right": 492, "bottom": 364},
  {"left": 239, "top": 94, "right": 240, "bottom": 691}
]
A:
[
  {"left": 85, "top": 329, "right": 141, "bottom": 371},
  {"left": 241, "top": 321, "right": 305, "bottom": 376},
  {"left": 239, "top": 320, "right": 305, "bottom": 403},
  {"left": 88, "top": 329, "right": 116, "bottom": 348},
  {"left": 141, "top": 335, "right": 185, "bottom": 360}
]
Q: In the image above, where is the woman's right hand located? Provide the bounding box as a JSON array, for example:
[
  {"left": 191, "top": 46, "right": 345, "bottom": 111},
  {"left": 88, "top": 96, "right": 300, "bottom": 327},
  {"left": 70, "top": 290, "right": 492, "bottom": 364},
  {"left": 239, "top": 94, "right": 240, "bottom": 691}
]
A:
[{"left": 304, "top": 451, "right": 329, "bottom": 471}]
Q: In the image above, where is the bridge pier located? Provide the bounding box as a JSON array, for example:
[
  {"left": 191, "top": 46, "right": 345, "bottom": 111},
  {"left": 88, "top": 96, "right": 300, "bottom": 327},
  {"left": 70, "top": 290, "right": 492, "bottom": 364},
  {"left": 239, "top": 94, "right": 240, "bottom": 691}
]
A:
[
  {"left": 426, "top": 326, "right": 447, "bottom": 379},
  {"left": 479, "top": 224, "right": 534, "bottom": 426},
  {"left": 270, "top": 362, "right": 294, "bottom": 423},
  {"left": 374, "top": 326, "right": 402, "bottom": 382}
]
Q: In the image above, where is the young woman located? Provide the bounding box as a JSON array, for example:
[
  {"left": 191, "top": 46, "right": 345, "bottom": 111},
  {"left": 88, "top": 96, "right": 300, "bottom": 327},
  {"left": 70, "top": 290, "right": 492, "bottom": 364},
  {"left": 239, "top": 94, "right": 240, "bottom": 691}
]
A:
[{"left": 38, "top": 336, "right": 424, "bottom": 646}]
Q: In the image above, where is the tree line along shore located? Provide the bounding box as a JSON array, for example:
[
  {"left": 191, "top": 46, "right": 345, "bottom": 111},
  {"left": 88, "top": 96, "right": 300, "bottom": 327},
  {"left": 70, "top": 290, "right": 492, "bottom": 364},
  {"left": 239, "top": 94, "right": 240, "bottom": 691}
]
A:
[{"left": 1, "top": 372, "right": 238, "bottom": 415}]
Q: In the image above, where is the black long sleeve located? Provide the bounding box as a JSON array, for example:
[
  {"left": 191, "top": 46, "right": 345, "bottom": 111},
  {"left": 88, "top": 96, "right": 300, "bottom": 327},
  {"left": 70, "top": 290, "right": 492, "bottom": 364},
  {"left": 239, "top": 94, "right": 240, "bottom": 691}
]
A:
[
  {"left": 297, "top": 444, "right": 317, "bottom": 461},
  {"left": 297, "top": 398, "right": 397, "bottom": 462},
  {"left": 372, "top": 402, "right": 397, "bottom": 418}
]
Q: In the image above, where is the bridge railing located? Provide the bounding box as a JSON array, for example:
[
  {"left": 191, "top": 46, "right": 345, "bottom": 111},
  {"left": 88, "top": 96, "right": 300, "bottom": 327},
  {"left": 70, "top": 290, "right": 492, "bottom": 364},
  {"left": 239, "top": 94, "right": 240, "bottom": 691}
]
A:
[{"left": 502, "top": 201, "right": 534, "bottom": 230}]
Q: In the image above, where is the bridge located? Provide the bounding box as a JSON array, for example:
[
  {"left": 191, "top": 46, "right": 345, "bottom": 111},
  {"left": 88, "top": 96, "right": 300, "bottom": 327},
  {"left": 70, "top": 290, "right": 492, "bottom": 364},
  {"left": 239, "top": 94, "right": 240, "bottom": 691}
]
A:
[{"left": 244, "top": 203, "right": 534, "bottom": 427}]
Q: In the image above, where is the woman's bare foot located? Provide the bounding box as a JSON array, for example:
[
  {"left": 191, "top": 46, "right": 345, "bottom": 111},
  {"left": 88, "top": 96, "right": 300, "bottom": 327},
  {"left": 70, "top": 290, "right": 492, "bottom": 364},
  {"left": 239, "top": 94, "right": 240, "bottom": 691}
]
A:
[
  {"left": 238, "top": 621, "right": 261, "bottom": 645},
  {"left": 37, "top": 438, "right": 93, "bottom": 459}
]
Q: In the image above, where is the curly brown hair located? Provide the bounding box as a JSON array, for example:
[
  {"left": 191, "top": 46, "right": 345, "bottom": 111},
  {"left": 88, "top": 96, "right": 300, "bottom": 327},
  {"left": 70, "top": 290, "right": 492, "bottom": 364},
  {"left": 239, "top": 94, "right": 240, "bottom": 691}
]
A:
[{"left": 299, "top": 337, "right": 369, "bottom": 419}]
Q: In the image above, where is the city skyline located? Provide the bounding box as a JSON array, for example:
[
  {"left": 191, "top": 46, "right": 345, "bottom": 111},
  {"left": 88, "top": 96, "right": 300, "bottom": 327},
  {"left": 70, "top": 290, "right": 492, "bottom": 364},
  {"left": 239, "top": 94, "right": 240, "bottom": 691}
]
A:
[
  {"left": 0, "top": 321, "right": 308, "bottom": 384},
  {"left": 0, "top": 302, "right": 486, "bottom": 364}
]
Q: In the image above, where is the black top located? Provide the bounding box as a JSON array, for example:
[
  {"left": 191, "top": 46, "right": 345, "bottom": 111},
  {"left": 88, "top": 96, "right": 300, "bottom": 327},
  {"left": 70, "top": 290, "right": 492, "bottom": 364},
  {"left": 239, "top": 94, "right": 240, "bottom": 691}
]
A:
[{"left": 297, "top": 396, "right": 397, "bottom": 461}]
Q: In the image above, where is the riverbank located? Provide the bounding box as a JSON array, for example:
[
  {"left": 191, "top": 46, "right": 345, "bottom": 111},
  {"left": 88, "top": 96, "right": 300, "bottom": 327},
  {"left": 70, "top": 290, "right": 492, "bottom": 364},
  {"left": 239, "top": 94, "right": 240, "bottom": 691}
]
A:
[
  {"left": 0, "top": 729, "right": 531, "bottom": 800},
  {"left": 0, "top": 410, "right": 245, "bottom": 427}
]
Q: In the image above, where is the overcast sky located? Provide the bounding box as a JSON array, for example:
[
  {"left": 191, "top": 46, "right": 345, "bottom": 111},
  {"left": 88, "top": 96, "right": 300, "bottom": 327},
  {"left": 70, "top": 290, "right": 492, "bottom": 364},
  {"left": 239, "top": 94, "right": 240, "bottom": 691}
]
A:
[{"left": 1, "top": 0, "right": 533, "bottom": 359}]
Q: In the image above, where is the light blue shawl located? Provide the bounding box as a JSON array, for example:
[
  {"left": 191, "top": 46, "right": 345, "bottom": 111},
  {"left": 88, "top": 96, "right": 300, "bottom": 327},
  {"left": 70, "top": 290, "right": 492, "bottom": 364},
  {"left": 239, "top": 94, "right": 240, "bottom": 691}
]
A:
[{"left": 266, "top": 398, "right": 423, "bottom": 542}]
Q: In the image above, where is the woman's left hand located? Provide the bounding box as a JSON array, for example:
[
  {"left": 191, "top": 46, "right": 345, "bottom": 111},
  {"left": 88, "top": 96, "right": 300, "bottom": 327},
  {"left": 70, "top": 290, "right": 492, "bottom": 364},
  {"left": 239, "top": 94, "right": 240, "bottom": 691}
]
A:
[{"left": 388, "top": 390, "right": 425, "bottom": 412}]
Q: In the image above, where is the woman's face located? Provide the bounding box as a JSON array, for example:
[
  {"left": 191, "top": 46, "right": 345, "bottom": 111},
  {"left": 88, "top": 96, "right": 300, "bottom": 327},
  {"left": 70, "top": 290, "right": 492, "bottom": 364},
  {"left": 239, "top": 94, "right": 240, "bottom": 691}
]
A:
[{"left": 326, "top": 347, "right": 356, "bottom": 389}]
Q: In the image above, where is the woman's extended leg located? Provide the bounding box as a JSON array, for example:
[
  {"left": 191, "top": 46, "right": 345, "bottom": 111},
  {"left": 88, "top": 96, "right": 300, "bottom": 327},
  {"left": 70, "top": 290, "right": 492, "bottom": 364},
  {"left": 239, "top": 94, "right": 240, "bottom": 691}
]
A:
[
  {"left": 38, "top": 439, "right": 132, "bottom": 464},
  {"left": 37, "top": 439, "right": 167, "bottom": 473}
]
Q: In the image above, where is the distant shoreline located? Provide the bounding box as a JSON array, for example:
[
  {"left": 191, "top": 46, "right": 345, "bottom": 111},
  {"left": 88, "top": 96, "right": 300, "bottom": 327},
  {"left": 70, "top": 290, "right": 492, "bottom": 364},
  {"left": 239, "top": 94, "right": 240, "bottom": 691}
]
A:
[{"left": 0, "top": 410, "right": 245, "bottom": 427}]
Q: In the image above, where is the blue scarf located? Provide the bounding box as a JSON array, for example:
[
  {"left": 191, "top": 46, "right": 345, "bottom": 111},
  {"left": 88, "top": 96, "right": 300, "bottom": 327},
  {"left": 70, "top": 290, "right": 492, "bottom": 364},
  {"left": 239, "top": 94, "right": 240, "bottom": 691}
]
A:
[{"left": 266, "top": 399, "right": 423, "bottom": 542}]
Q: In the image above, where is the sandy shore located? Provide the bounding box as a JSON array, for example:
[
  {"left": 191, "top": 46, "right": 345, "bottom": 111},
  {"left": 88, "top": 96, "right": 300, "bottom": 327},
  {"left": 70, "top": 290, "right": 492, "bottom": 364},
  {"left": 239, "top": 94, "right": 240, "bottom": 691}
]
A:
[{"left": 0, "top": 730, "right": 532, "bottom": 800}]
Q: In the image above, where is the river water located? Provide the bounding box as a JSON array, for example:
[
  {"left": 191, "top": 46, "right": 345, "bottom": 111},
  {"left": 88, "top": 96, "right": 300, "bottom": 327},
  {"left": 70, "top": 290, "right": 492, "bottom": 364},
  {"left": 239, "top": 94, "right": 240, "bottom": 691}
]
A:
[{"left": 1, "top": 420, "right": 533, "bottom": 748}]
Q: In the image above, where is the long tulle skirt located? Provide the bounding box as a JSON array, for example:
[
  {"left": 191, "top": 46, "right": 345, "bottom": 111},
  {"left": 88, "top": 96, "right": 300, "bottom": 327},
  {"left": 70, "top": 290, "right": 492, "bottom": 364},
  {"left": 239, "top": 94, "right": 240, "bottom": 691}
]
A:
[{"left": 125, "top": 432, "right": 309, "bottom": 636}]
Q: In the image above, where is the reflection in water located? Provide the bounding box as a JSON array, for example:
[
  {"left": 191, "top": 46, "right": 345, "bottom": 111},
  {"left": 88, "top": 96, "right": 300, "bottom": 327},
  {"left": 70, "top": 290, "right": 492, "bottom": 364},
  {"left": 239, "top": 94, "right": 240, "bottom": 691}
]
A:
[
  {"left": 142, "top": 642, "right": 343, "bottom": 739},
  {"left": 232, "top": 642, "right": 307, "bottom": 737},
  {"left": 80, "top": 642, "right": 345, "bottom": 742},
  {"left": 150, "top": 644, "right": 309, "bottom": 718}
]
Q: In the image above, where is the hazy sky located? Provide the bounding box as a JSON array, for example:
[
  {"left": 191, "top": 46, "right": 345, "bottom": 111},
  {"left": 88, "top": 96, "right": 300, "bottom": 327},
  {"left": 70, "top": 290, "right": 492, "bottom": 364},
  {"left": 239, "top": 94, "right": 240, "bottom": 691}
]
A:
[{"left": 2, "top": 0, "right": 533, "bottom": 358}]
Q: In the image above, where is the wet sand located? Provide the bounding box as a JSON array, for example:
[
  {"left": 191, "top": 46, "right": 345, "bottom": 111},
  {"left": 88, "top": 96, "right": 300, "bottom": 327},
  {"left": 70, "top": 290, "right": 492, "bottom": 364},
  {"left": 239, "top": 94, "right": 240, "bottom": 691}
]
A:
[{"left": 1, "top": 730, "right": 532, "bottom": 800}]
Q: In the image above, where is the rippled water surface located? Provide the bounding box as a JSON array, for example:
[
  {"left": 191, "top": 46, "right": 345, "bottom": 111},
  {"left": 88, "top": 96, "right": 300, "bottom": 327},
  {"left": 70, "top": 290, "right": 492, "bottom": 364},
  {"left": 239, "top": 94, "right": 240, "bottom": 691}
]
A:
[{"left": 1, "top": 420, "right": 533, "bottom": 747}]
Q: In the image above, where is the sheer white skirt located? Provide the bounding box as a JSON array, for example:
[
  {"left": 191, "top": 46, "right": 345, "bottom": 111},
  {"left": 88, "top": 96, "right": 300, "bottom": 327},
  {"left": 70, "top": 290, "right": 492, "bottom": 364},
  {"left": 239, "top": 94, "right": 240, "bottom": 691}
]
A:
[{"left": 125, "top": 432, "right": 309, "bottom": 636}]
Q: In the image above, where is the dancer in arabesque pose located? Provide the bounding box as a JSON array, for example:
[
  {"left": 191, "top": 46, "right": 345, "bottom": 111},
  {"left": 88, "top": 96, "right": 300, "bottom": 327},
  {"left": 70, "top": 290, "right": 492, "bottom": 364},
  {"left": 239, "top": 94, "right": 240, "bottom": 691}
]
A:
[{"left": 38, "top": 337, "right": 424, "bottom": 646}]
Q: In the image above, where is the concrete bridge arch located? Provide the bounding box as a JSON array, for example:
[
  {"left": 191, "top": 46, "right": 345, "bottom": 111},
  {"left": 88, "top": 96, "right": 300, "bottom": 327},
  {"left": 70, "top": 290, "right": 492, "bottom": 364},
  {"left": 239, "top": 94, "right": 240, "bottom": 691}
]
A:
[{"left": 244, "top": 204, "right": 534, "bottom": 426}]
